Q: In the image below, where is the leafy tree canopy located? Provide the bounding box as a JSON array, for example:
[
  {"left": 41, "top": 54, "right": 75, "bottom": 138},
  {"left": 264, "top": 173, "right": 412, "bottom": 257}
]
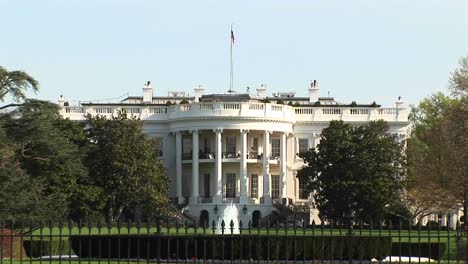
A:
[
  {"left": 298, "top": 120, "right": 406, "bottom": 223},
  {"left": 0, "top": 66, "right": 39, "bottom": 102},
  {"left": 85, "top": 112, "right": 169, "bottom": 223}
]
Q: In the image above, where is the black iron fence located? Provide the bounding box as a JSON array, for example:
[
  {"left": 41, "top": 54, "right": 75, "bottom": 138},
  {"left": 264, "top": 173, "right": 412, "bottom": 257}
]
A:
[{"left": 0, "top": 219, "right": 467, "bottom": 263}]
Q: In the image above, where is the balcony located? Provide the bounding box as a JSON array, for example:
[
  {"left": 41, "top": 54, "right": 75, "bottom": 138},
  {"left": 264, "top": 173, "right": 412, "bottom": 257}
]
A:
[
  {"left": 197, "top": 197, "right": 213, "bottom": 204},
  {"left": 61, "top": 102, "right": 407, "bottom": 123}
]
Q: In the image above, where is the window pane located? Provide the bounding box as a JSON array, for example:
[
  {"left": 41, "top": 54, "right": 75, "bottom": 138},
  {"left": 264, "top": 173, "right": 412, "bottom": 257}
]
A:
[
  {"left": 250, "top": 174, "right": 258, "bottom": 198},
  {"left": 271, "top": 175, "right": 280, "bottom": 198},
  {"left": 298, "top": 138, "right": 309, "bottom": 154},
  {"left": 299, "top": 177, "right": 309, "bottom": 199},
  {"left": 225, "top": 173, "right": 236, "bottom": 198},
  {"left": 226, "top": 136, "right": 236, "bottom": 156},
  {"left": 271, "top": 138, "right": 280, "bottom": 158}
]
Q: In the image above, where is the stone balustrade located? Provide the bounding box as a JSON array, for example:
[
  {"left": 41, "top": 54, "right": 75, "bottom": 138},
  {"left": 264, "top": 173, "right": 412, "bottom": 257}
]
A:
[{"left": 60, "top": 102, "right": 407, "bottom": 122}]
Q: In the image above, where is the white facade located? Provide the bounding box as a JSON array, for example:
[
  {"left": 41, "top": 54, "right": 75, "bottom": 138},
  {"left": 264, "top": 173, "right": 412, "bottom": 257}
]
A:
[{"left": 59, "top": 82, "right": 410, "bottom": 226}]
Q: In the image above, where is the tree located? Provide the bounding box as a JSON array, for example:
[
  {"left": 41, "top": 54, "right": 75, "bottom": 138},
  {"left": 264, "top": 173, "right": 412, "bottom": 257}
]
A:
[
  {"left": 406, "top": 93, "right": 464, "bottom": 223},
  {"left": 298, "top": 120, "right": 406, "bottom": 223},
  {"left": 449, "top": 55, "right": 468, "bottom": 98},
  {"left": 0, "top": 100, "right": 94, "bottom": 221},
  {"left": 407, "top": 55, "right": 468, "bottom": 226},
  {"left": 85, "top": 112, "right": 169, "bottom": 222},
  {"left": 0, "top": 105, "right": 67, "bottom": 223},
  {"left": 0, "top": 66, "right": 39, "bottom": 102}
]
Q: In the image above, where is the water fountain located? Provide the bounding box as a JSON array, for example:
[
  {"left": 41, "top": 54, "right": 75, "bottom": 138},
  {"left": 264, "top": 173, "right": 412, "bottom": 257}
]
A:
[{"left": 215, "top": 203, "right": 240, "bottom": 234}]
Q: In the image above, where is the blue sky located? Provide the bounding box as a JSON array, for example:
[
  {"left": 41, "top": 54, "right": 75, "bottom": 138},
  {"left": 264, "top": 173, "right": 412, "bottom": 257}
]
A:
[{"left": 1, "top": 0, "right": 467, "bottom": 107}]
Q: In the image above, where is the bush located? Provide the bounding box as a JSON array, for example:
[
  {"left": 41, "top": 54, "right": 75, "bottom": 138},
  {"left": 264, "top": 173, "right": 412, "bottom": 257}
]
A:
[
  {"left": 276, "top": 99, "right": 284, "bottom": 105},
  {"left": 165, "top": 101, "right": 173, "bottom": 106},
  {"left": 70, "top": 235, "right": 391, "bottom": 260},
  {"left": 391, "top": 242, "right": 446, "bottom": 260},
  {"left": 179, "top": 99, "right": 189, "bottom": 104},
  {"left": 294, "top": 102, "right": 301, "bottom": 107},
  {"left": 23, "top": 239, "right": 74, "bottom": 258},
  {"left": 314, "top": 101, "right": 321, "bottom": 106},
  {"left": 261, "top": 98, "right": 271, "bottom": 103},
  {"left": 288, "top": 101, "right": 293, "bottom": 106}
]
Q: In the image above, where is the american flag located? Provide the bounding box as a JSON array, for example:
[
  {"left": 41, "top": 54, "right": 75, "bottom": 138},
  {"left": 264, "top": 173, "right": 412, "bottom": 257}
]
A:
[{"left": 231, "top": 29, "right": 235, "bottom": 45}]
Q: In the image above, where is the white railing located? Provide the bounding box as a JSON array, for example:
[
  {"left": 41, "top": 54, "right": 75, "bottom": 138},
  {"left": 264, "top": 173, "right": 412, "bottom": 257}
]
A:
[
  {"left": 61, "top": 103, "right": 407, "bottom": 122},
  {"left": 223, "top": 103, "right": 240, "bottom": 110},
  {"left": 249, "top": 103, "right": 264, "bottom": 110},
  {"left": 322, "top": 108, "right": 341, "bottom": 115},
  {"left": 350, "top": 108, "right": 369, "bottom": 115},
  {"left": 295, "top": 108, "right": 314, "bottom": 115},
  {"left": 271, "top": 105, "right": 283, "bottom": 111},
  {"left": 149, "top": 107, "right": 167, "bottom": 114}
]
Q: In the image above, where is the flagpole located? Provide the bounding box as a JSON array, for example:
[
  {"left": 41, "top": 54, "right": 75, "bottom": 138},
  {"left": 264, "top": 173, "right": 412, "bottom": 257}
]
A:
[{"left": 229, "top": 24, "right": 234, "bottom": 93}]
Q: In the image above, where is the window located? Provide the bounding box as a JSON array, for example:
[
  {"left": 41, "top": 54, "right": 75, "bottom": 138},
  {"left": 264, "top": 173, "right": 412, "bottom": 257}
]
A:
[
  {"left": 271, "top": 175, "right": 280, "bottom": 199},
  {"left": 250, "top": 174, "right": 258, "bottom": 198},
  {"left": 271, "top": 138, "right": 280, "bottom": 158},
  {"left": 252, "top": 138, "right": 258, "bottom": 150},
  {"left": 226, "top": 136, "right": 236, "bottom": 156},
  {"left": 155, "top": 137, "right": 163, "bottom": 156},
  {"left": 298, "top": 138, "right": 309, "bottom": 154},
  {"left": 225, "top": 173, "right": 236, "bottom": 198},
  {"left": 299, "top": 177, "right": 309, "bottom": 200},
  {"left": 182, "top": 137, "right": 192, "bottom": 159}
]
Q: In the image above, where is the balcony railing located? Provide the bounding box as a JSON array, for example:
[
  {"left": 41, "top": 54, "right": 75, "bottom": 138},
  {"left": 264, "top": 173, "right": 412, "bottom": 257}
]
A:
[
  {"left": 61, "top": 102, "right": 408, "bottom": 122},
  {"left": 197, "top": 197, "right": 213, "bottom": 203},
  {"left": 222, "top": 196, "right": 240, "bottom": 203}
]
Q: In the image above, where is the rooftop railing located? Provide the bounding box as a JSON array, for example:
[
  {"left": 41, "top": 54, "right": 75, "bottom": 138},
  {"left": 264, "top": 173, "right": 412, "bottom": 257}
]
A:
[{"left": 60, "top": 102, "right": 408, "bottom": 122}]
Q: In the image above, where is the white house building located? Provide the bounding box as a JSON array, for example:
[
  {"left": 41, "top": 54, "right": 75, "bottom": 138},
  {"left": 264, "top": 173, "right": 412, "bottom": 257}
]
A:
[{"left": 59, "top": 81, "right": 413, "bottom": 228}]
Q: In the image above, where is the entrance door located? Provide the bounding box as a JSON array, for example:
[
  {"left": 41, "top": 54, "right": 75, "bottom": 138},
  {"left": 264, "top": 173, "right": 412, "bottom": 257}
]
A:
[
  {"left": 225, "top": 173, "right": 236, "bottom": 198},
  {"left": 204, "top": 173, "right": 210, "bottom": 197}
]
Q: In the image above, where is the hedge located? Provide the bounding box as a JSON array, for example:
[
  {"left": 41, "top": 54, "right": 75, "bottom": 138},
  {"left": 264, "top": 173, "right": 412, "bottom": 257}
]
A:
[
  {"left": 391, "top": 242, "right": 447, "bottom": 260},
  {"left": 23, "top": 239, "right": 74, "bottom": 258},
  {"left": 69, "top": 235, "right": 391, "bottom": 260}
]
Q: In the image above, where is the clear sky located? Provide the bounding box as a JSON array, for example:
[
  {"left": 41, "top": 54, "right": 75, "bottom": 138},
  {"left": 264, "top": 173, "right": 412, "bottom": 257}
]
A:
[{"left": 1, "top": 0, "right": 467, "bottom": 107}]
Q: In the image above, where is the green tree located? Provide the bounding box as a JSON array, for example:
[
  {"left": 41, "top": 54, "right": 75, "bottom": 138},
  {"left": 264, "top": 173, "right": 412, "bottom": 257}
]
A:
[
  {"left": 407, "top": 56, "right": 468, "bottom": 226},
  {"left": 0, "top": 66, "right": 39, "bottom": 102},
  {"left": 298, "top": 120, "right": 406, "bottom": 223},
  {"left": 85, "top": 112, "right": 169, "bottom": 222},
  {"left": 406, "top": 93, "right": 462, "bottom": 223},
  {"left": 0, "top": 100, "right": 95, "bottom": 221},
  {"left": 449, "top": 55, "right": 468, "bottom": 98}
]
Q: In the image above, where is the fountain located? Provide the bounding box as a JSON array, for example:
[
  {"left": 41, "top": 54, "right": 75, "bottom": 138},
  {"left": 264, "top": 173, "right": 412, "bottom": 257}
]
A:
[{"left": 215, "top": 203, "right": 240, "bottom": 234}]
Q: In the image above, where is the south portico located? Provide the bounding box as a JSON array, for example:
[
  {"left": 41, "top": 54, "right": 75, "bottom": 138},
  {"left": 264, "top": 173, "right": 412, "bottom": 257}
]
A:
[{"left": 172, "top": 124, "right": 293, "bottom": 210}]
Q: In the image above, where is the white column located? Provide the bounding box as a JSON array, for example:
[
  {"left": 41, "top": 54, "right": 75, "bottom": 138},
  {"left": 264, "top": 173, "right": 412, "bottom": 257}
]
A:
[
  {"left": 175, "top": 131, "right": 183, "bottom": 203},
  {"left": 190, "top": 130, "right": 199, "bottom": 204},
  {"left": 263, "top": 130, "right": 271, "bottom": 204},
  {"left": 280, "top": 132, "right": 287, "bottom": 199},
  {"left": 214, "top": 129, "right": 223, "bottom": 203},
  {"left": 240, "top": 129, "right": 248, "bottom": 203}
]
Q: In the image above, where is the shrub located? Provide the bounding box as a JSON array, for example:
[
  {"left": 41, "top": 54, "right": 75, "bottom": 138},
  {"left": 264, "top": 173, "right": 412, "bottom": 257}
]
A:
[
  {"left": 261, "top": 98, "right": 271, "bottom": 103},
  {"left": 294, "top": 102, "right": 301, "bottom": 107},
  {"left": 165, "top": 101, "right": 173, "bottom": 106},
  {"left": 314, "top": 101, "right": 321, "bottom": 106},
  {"left": 179, "top": 99, "right": 189, "bottom": 104},
  {"left": 288, "top": 101, "right": 293, "bottom": 106},
  {"left": 276, "top": 99, "right": 284, "bottom": 105},
  {"left": 70, "top": 235, "right": 391, "bottom": 260},
  {"left": 391, "top": 242, "right": 446, "bottom": 260},
  {"left": 23, "top": 239, "right": 74, "bottom": 258},
  {"left": 350, "top": 101, "right": 357, "bottom": 106}
]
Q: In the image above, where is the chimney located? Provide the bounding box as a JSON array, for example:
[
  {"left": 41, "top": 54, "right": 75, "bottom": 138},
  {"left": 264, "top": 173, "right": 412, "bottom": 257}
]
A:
[
  {"left": 142, "top": 81, "right": 153, "bottom": 103},
  {"left": 395, "top": 96, "right": 404, "bottom": 109},
  {"left": 256, "top": 84, "right": 267, "bottom": 98},
  {"left": 58, "top": 95, "right": 66, "bottom": 107},
  {"left": 194, "top": 85, "right": 205, "bottom": 102},
  {"left": 308, "top": 80, "right": 319, "bottom": 103}
]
